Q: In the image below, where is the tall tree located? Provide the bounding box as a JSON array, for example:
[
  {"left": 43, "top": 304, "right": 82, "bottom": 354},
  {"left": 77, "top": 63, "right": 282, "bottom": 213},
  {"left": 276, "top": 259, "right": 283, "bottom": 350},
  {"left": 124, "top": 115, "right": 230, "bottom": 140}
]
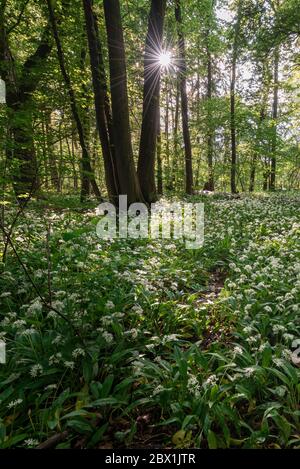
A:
[
  {"left": 249, "top": 60, "right": 270, "bottom": 192},
  {"left": 175, "top": 0, "right": 193, "bottom": 195},
  {"left": 170, "top": 82, "right": 180, "bottom": 191},
  {"left": 203, "top": 0, "right": 216, "bottom": 192},
  {"left": 205, "top": 40, "right": 214, "bottom": 191},
  {"left": 230, "top": 0, "right": 242, "bottom": 194},
  {"left": 269, "top": 45, "right": 279, "bottom": 190},
  {"left": 137, "top": 0, "right": 167, "bottom": 203},
  {"left": 82, "top": 0, "right": 119, "bottom": 202},
  {"left": 156, "top": 102, "right": 163, "bottom": 195},
  {"left": 103, "top": 0, "right": 143, "bottom": 205},
  {"left": 44, "top": 109, "right": 60, "bottom": 192}
]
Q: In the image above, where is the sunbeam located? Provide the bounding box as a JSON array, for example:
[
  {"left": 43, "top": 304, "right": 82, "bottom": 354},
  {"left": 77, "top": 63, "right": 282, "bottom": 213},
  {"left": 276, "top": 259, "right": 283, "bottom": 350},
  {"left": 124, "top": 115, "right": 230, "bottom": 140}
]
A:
[{"left": 158, "top": 50, "right": 172, "bottom": 68}]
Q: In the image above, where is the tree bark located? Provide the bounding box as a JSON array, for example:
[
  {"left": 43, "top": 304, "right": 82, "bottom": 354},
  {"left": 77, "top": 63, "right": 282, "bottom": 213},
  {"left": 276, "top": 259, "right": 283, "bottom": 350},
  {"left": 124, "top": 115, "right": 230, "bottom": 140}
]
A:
[
  {"left": 82, "top": 0, "right": 119, "bottom": 202},
  {"left": 45, "top": 110, "right": 60, "bottom": 192},
  {"left": 170, "top": 82, "right": 180, "bottom": 191},
  {"left": 137, "top": 0, "right": 167, "bottom": 203},
  {"left": 249, "top": 62, "right": 270, "bottom": 192},
  {"left": 164, "top": 80, "right": 170, "bottom": 187},
  {"left": 175, "top": 0, "right": 193, "bottom": 195},
  {"left": 205, "top": 42, "right": 214, "bottom": 191},
  {"left": 269, "top": 46, "right": 279, "bottom": 191},
  {"left": 103, "top": 0, "right": 143, "bottom": 205},
  {"left": 230, "top": 0, "right": 242, "bottom": 194},
  {"left": 156, "top": 103, "right": 163, "bottom": 195}
]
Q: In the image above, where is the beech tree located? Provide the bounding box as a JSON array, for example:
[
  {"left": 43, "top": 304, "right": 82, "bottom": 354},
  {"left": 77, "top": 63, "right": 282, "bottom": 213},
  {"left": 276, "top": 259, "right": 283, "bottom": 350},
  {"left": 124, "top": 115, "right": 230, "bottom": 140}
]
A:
[
  {"left": 175, "top": 0, "right": 193, "bottom": 195},
  {"left": 82, "top": 0, "right": 119, "bottom": 202},
  {"left": 137, "top": 0, "right": 167, "bottom": 204},
  {"left": 230, "top": 0, "right": 242, "bottom": 194},
  {"left": 269, "top": 45, "right": 279, "bottom": 191},
  {"left": 103, "top": 0, "right": 143, "bottom": 205}
]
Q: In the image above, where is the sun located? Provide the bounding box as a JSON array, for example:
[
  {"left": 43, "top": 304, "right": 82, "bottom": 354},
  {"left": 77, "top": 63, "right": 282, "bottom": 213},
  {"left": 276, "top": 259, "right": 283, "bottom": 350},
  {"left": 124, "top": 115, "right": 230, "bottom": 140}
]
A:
[{"left": 158, "top": 50, "right": 172, "bottom": 68}]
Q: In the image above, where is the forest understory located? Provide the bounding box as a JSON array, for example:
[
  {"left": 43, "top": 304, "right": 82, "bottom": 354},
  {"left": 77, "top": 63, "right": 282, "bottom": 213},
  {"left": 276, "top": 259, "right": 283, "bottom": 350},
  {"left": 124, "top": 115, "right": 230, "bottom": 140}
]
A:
[
  {"left": 0, "top": 192, "right": 299, "bottom": 449},
  {"left": 0, "top": 0, "right": 300, "bottom": 454}
]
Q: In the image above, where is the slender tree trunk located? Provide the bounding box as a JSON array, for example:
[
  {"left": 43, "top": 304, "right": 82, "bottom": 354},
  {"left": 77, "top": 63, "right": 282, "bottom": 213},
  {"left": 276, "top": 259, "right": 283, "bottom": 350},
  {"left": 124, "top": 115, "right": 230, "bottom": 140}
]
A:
[
  {"left": 45, "top": 111, "right": 60, "bottom": 192},
  {"left": 175, "top": 0, "right": 193, "bottom": 195},
  {"left": 263, "top": 161, "right": 269, "bottom": 191},
  {"left": 103, "top": 0, "right": 143, "bottom": 205},
  {"left": 205, "top": 42, "right": 214, "bottom": 191},
  {"left": 80, "top": 45, "right": 92, "bottom": 198},
  {"left": 171, "top": 82, "right": 180, "bottom": 191},
  {"left": 41, "top": 115, "right": 49, "bottom": 190},
  {"left": 58, "top": 119, "right": 65, "bottom": 190},
  {"left": 137, "top": 0, "right": 167, "bottom": 203},
  {"left": 270, "top": 46, "right": 279, "bottom": 191},
  {"left": 165, "top": 81, "right": 170, "bottom": 186},
  {"left": 249, "top": 154, "right": 256, "bottom": 192},
  {"left": 157, "top": 103, "right": 163, "bottom": 195},
  {"left": 230, "top": 0, "right": 242, "bottom": 194},
  {"left": 66, "top": 136, "right": 78, "bottom": 191},
  {"left": 195, "top": 50, "right": 201, "bottom": 188},
  {"left": 82, "top": 0, "right": 119, "bottom": 202},
  {"left": 47, "top": 0, "right": 101, "bottom": 202},
  {"left": 249, "top": 71, "right": 269, "bottom": 192}
]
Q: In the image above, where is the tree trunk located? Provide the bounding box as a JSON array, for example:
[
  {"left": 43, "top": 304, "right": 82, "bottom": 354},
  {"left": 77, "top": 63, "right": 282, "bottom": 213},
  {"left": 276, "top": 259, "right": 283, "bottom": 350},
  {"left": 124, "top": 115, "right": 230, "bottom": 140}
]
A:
[
  {"left": 44, "top": 110, "right": 60, "bottom": 192},
  {"left": 170, "top": 82, "right": 180, "bottom": 191},
  {"left": 230, "top": 0, "right": 242, "bottom": 194},
  {"left": 205, "top": 42, "right": 214, "bottom": 191},
  {"left": 66, "top": 136, "right": 78, "bottom": 191},
  {"left": 164, "top": 81, "right": 170, "bottom": 187},
  {"left": 82, "top": 0, "right": 119, "bottom": 202},
  {"left": 103, "top": 0, "right": 143, "bottom": 205},
  {"left": 249, "top": 65, "right": 269, "bottom": 193},
  {"left": 137, "top": 0, "right": 167, "bottom": 203},
  {"left": 47, "top": 0, "right": 101, "bottom": 202},
  {"left": 157, "top": 104, "right": 163, "bottom": 195},
  {"left": 175, "top": 0, "right": 193, "bottom": 195},
  {"left": 80, "top": 45, "right": 92, "bottom": 199},
  {"left": 269, "top": 46, "right": 279, "bottom": 191}
]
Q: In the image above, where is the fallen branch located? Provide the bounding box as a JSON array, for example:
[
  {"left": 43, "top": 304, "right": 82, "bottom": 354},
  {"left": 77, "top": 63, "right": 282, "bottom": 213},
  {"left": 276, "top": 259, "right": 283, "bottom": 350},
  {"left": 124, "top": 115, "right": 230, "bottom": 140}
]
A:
[{"left": 36, "top": 431, "right": 69, "bottom": 450}]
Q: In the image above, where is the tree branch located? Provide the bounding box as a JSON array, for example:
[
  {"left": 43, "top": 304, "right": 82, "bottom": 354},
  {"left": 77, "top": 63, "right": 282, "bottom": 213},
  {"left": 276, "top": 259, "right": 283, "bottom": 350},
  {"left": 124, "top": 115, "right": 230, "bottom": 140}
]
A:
[
  {"left": 7, "top": 0, "right": 31, "bottom": 35},
  {"left": 19, "top": 23, "right": 52, "bottom": 96}
]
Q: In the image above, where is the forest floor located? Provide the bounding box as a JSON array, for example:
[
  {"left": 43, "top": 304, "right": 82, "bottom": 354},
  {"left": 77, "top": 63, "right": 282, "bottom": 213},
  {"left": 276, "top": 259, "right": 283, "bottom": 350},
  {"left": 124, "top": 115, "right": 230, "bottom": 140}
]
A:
[{"left": 0, "top": 192, "right": 300, "bottom": 449}]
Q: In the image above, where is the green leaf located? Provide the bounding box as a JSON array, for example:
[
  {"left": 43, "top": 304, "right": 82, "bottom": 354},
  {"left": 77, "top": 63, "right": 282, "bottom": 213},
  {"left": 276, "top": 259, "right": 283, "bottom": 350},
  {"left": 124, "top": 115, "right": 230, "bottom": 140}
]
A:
[{"left": 207, "top": 430, "right": 218, "bottom": 449}]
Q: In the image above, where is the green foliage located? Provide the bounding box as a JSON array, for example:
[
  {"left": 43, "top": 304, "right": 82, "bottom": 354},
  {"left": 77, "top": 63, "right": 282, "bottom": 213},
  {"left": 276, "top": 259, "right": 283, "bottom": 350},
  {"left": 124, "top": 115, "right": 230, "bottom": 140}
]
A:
[{"left": 0, "top": 193, "right": 299, "bottom": 448}]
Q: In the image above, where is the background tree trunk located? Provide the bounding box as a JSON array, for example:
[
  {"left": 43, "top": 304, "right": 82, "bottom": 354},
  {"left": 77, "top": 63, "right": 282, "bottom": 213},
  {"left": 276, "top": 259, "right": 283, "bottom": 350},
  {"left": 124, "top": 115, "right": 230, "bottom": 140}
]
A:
[
  {"left": 156, "top": 103, "right": 163, "bottom": 195},
  {"left": 269, "top": 46, "right": 279, "bottom": 191},
  {"left": 170, "top": 83, "right": 180, "bottom": 191},
  {"left": 205, "top": 42, "right": 214, "bottom": 191},
  {"left": 249, "top": 62, "right": 270, "bottom": 192},
  {"left": 137, "top": 0, "right": 166, "bottom": 203},
  {"left": 103, "top": 0, "right": 143, "bottom": 205},
  {"left": 83, "top": 0, "right": 119, "bottom": 202},
  {"left": 175, "top": 0, "right": 193, "bottom": 195},
  {"left": 45, "top": 110, "right": 60, "bottom": 192},
  {"left": 230, "top": 0, "right": 242, "bottom": 194}
]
